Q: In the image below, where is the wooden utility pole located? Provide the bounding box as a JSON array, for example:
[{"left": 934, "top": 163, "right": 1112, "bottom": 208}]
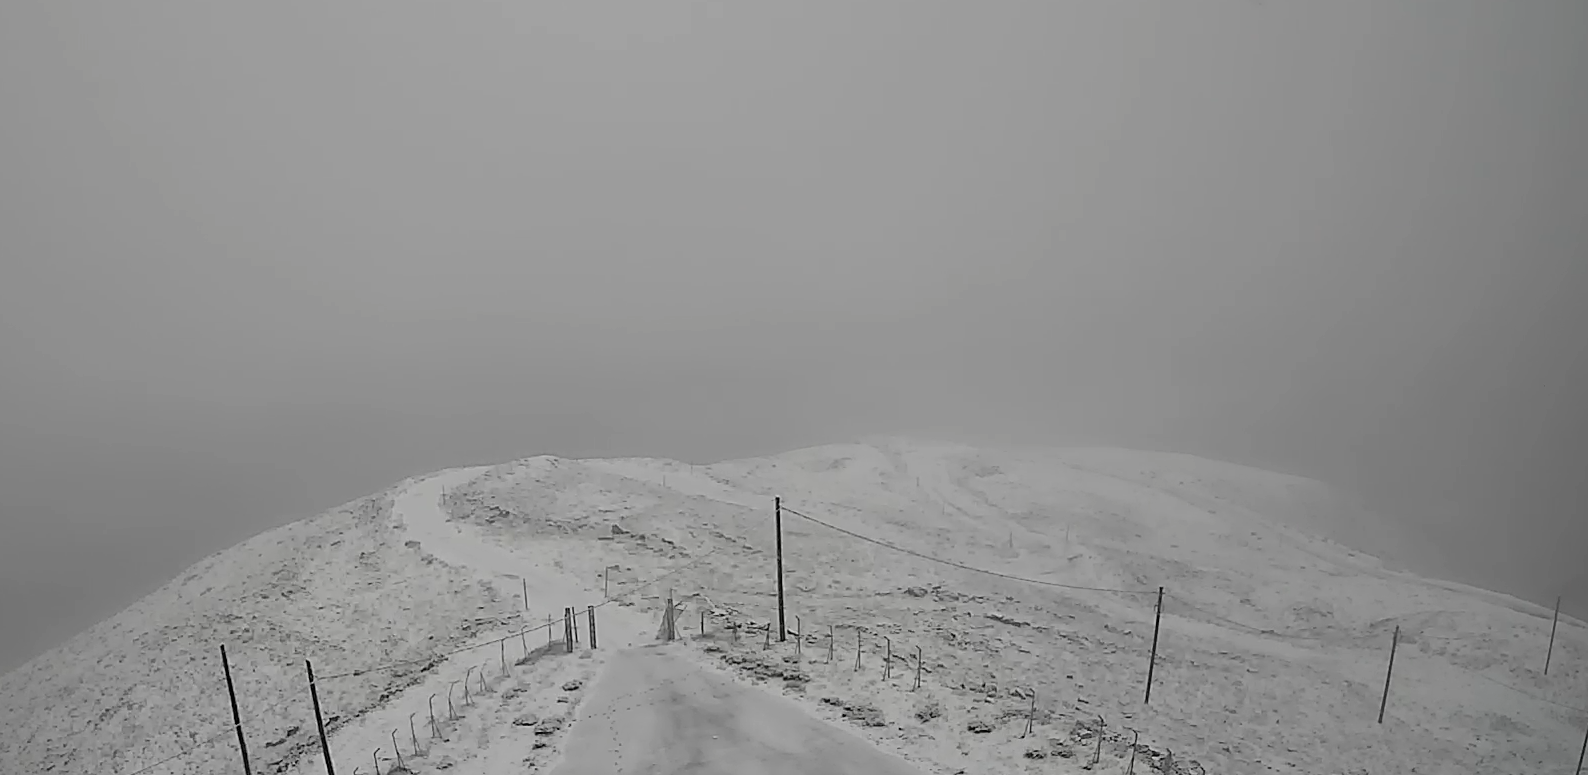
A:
[
  {"left": 1577, "top": 711, "right": 1588, "bottom": 774},
  {"left": 775, "top": 497, "right": 787, "bottom": 642},
  {"left": 1378, "top": 625, "right": 1400, "bottom": 724},
  {"left": 221, "top": 646, "right": 253, "bottom": 775},
  {"left": 307, "top": 661, "right": 337, "bottom": 775},
  {"left": 1547, "top": 596, "right": 1563, "bottom": 675},
  {"left": 1144, "top": 587, "right": 1164, "bottom": 704}
]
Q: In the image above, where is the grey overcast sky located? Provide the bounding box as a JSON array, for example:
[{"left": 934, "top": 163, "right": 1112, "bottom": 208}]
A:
[{"left": 1, "top": 1, "right": 1584, "bottom": 672}]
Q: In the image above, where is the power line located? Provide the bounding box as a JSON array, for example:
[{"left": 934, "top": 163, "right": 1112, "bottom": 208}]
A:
[
  {"left": 1473, "top": 672, "right": 1588, "bottom": 714},
  {"left": 780, "top": 505, "right": 1158, "bottom": 595}
]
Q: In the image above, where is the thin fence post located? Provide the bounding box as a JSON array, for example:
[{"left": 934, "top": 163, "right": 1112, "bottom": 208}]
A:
[
  {"left": 464, "top": 667, "right": 475, "bottom": 704},
  {"left": 1144, "top": 587, "right": 1164, "bottom": 704},
  {"left": 447, "top": 682, "right": 458, "bottom": 719},
  {"left": 764, "top": 621, "right": 772, "bottom": 650},
  {"left": 520, "top": 628, "right": 528, "bottom": 658},
  {"left": 829, "top": 625, "right": 835, "bottom": 664},
  {"left": 855, "top": 628, "right": 863, "bottom": 672},
  {"left": 548, "top": 614, "right": 553, "bottom": 647},
  {"left": 795, "top": 616, "right": 802, "bottom": 657},
  {"left": 884, "top": 636, "right": 892, "bottom": 680},
  {"left": 307, "top": 660, "right": 337, "bottom": 775},
  {"left": 1548, "top": 595, "right": 1562, "bottom": 675},
  {"left": 391, "top": 730, "right": 402, "bottom": 772},
  {"left": 1378, "top": 625, "right": 1400, "bottom": 724},
  {"left": 1092, "top": 715, "right": 1106, "bottom": 766},
  {"left": 1126, "top": 729, "right": 1140, "bottom": 775},
  {"left": 700, "top": 609, "right": 706, "bottom": 637},
  {"left": 479, "top": 662, "right": 489, "bottom": 693},
  {"left": 1022, "top": 692, "right": 1036, "bottom": 737},
  {"left": 914, "top": 646, "right": 922, "bottom": 690},
  {"left": 588, "top": 605, "right": 598, "bottom": 649},
  {"left": 408, "top": 714, "right": 418, "bottom": 758},
  {"left": 523, "top": 578, "right": 529, "bottom": 612},
  {"left": 428, "top": 694, "right": 440, "bottom": 738},
  {"left": 221, "top": 646, "right": 254, "bottom": 775},
  {"left": 500, "top": 639, "right": 507, "bottom": 676},
  {"left": 372, "top": 749, "right": 380, "bottom": 775}
]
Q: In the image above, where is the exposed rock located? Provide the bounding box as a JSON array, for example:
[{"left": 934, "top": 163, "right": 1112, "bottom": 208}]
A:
[{"left": 841, "top": 702, "right": 887, "bottom": 727}]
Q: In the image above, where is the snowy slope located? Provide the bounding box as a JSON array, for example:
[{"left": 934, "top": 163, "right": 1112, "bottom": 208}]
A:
[
  {"left": 4, "top": 437, "right": 1582, "bottom": 775},
  {"left": 453, "top": 438, "right": 1586, "bottom": 774}
]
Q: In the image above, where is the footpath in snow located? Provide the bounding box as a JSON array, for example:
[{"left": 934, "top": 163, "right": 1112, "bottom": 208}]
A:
[
  {"left": 548, "top": 645, "right": 927, "bottom": 775},
  {"left": 324, "top": 468, "right": 930, "bottom": 775},
  {"left": 323, "top": 468, "right": 655, "bottom": 772}
]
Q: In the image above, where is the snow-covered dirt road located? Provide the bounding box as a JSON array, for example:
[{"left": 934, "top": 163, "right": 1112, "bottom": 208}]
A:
[
  {"left": 323, "top": 469, "right": 659, "bottom": 772},
  {"left": 547, "top": 645, "right": 928, "bottom": 775}
]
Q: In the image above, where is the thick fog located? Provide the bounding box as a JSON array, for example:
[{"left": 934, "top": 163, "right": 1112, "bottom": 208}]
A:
[{"left": 1, "top": 1, "right": 1584, "bottom": 673}]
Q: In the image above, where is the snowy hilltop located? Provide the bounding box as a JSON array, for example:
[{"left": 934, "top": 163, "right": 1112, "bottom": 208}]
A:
[{"left": 2, "top": 437, "right": 1580, "bottom": 775}]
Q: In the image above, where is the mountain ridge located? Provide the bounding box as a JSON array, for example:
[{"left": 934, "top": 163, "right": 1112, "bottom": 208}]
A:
[{"left": 3, "top": 438, "right": 1579, "bottom": 775}]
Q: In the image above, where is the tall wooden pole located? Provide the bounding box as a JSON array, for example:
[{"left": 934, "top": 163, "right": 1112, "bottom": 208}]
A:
[
  {"left": 221, "top": 646, "right": 253, "bottom": 775},
  {"left": 307, "top": 661, "right": 337, "bottom": 775},
  {"left": 775, "top": 497, "right": 787, "bottom": 642},
  {"left": 1144, "top": 587, "right": 1164, "bottom": 704},
  {"left": 1576, "top": 711, "right": 1588, "bottom": 774},
  {"left": 1547, "top": 596, "right": 1563, "bottom": 675},
  {"left": 1378, "top": 625, "right": 1400, "bottom": 724}
]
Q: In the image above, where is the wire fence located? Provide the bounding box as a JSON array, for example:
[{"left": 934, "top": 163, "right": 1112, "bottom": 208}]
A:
[{"left": 38, "top": 495, "right": 1588, "bottom": 775}]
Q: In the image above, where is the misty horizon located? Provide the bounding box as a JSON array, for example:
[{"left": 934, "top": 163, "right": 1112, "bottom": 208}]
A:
[{"left": 2, "top": 0, "right": 1585, "bottom": 675}]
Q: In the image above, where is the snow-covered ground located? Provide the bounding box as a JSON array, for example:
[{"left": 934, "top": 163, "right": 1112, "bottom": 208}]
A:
[{"left": 3, "top": 437, "right": 1583, "bottom": 775}]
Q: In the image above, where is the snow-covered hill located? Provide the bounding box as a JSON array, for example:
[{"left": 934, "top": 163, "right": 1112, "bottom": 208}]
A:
[{"left": 3, "top": 438, "right": 1581, "bottom": 775}]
